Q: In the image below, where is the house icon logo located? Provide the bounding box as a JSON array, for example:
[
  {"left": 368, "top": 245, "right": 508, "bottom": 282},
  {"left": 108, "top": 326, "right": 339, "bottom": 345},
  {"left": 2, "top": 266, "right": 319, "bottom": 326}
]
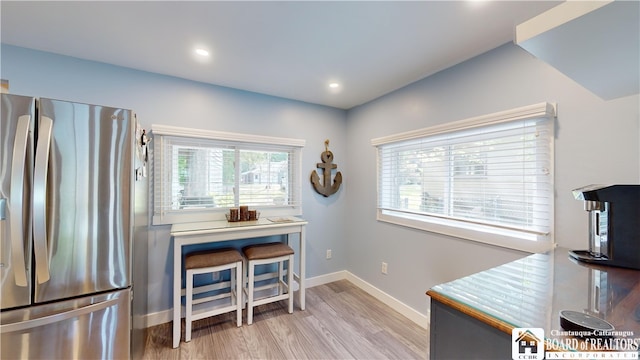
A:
[{"left": 512, "top": 328, "right": 544, "bottom": 360}]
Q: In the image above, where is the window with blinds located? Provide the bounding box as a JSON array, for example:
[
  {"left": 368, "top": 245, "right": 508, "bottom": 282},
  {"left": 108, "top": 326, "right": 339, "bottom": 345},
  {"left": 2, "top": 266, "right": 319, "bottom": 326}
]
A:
[
  {"left": 371, "top": 103, "right": 556, "bottom": 253},
  {"left": 151, "top": 125, "right": 304, "bottom": 225}
]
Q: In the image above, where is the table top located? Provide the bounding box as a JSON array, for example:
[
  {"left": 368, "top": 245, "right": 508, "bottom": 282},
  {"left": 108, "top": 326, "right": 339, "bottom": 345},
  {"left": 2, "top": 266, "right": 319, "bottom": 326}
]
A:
[
  {"left": 427, "top": 247, "right": 640, "bottom": 351},
  {"left": 171, "top": 216, "right": 307, "bottom": 236}
]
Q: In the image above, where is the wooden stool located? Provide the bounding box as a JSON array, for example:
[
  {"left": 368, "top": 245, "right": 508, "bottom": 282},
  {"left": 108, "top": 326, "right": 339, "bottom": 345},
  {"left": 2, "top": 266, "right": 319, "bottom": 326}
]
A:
[
  {"left": 242, "top": 242, "right": 294, "bottom": 325},
  {"left": 184, "top": 248, "right": 243, "bottom": 342}
]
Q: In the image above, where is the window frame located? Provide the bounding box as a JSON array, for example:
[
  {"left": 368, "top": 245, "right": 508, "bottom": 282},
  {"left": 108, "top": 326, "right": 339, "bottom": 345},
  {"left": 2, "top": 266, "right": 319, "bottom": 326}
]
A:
[
  {"left": 371, "top": 102, "right": 556, "bottom": 253},
  {"left": 151, "top": 125, "right": 305, "bottom": 225}
]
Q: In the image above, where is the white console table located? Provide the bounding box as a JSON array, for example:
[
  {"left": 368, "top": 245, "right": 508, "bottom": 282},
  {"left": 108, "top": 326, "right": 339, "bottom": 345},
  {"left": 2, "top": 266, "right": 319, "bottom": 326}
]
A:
[{"left": 170, "top": 217, "right": 307, "bottom": 348}]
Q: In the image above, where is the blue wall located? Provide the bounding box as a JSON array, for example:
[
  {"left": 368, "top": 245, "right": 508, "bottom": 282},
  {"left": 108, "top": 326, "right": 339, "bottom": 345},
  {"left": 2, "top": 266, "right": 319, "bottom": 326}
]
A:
[
  {"left": 345, "top": 43, "right": 639, "bottom": 312},
  {"left": 1, "top": 44, "right": 349, "bottom": 316},
  {"left": 2, "top": 41, "right": 638, "bottom": 321}
]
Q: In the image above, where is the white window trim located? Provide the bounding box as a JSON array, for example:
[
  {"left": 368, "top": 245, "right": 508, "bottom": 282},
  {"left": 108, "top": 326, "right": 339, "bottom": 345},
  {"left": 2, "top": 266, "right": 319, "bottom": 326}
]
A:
[
  {"left": 151, "top": 124, "right": 305, "bottom": 225},
  {"left": 371, "top": 102, "right": 556, "bottom": 146},
  {"left": 152, "top": 125, "right": 306, "bottom": 147},
  {"left": 371, "top": 102, "right": 556, "bottom": 254}
]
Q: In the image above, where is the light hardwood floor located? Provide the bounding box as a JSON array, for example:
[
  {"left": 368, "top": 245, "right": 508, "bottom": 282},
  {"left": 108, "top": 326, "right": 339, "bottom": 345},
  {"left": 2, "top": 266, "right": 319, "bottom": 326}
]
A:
[{"left": 141, "top": 280, "right": 429, "bottom": 359}]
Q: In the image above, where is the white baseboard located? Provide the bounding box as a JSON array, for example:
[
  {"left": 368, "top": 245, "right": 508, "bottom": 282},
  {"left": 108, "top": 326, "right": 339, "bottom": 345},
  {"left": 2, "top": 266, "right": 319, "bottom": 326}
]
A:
[
  {"left": 344, "top": 272, "right": 429, "bottom": 329},
  {"left": 305, "top": 270, "right": 349, "bottom": 288},
  {"left": 139, "top": 271, "right": 429, "bottom": 330}
]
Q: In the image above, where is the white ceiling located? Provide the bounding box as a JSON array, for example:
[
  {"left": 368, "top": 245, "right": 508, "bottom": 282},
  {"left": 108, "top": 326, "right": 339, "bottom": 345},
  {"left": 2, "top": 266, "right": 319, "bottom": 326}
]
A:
[{"left": 1, "top": 1, "right": 562, "bottom": 109}]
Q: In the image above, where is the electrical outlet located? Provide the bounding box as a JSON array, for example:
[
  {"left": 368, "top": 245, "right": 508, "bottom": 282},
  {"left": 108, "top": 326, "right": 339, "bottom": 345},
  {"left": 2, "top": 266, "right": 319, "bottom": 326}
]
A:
[
  {"left": 381, "top": 262, "right": 388, "bottom": 275},
  {"left": 326, "top": 249, "right": 332, "bottom": 259}
]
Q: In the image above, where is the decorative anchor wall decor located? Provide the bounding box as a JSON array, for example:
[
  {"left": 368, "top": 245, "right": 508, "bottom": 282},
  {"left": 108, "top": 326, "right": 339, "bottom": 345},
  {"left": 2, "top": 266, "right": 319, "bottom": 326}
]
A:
[{"left": 311, "top": 139, "right": 342, "bottom": 197}]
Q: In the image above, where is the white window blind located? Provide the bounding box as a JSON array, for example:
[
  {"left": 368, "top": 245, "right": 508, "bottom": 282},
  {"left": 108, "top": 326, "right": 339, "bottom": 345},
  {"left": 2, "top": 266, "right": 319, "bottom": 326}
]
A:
[
  {"left": 372, "top": 103, "right": 556, "bottom": 253},
  {"left": 151, "top": 125, "right": 304, "bottom": 225}
]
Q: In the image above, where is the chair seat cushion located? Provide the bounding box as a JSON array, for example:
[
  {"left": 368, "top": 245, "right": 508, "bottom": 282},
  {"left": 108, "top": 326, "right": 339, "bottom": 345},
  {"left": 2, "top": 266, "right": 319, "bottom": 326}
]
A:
[
  {"left": 243, "top": 242, "right": 294, "bottom": 260},
  {"left": 185, "top": 248, "right": 243, "bottom": 270}
]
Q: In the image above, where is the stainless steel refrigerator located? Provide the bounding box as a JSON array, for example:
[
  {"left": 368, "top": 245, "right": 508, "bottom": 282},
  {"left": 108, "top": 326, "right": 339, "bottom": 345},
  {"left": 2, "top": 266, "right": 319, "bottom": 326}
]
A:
[{"left": 1, "top": 94, "right": 148, "bottom": 359}]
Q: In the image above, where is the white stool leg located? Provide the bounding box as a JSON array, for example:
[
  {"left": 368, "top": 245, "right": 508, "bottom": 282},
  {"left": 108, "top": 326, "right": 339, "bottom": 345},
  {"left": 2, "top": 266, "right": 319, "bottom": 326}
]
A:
[
  {"left": 185, "top": 269, "right": 194, "bottom": 342},
  {"left": 230, "top": 266, "right": 235, "bottom": 292},
  {"left": 278, "top": 260, "right": 284, "bottom": 296},
  {"left": 247, "top": 260, "right": 255, "bottom": 325},
  {"left": 235, "top": 261, "right": 242, "bottom": 327},
  {"left": 241, "top": 258, "right": 247, "bottom": 310},
  {"left": 229, "top": 266, "right": 236, "bottom": 323},
  {"left": 287, "top": 254, "right": 294, "bottom": 314}
]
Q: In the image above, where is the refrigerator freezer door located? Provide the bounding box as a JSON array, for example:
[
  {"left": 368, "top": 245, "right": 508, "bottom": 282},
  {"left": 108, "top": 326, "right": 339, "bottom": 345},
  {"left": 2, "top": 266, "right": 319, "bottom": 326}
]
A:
[
  {"left": 1, "top": 94, "right": 35, "bottom": 310},
  {"left": 0, "top": 288, "right": 131, "bottom": 360},
  {"left": 34, "top": 99, "right": 133, "bottom": 303}
]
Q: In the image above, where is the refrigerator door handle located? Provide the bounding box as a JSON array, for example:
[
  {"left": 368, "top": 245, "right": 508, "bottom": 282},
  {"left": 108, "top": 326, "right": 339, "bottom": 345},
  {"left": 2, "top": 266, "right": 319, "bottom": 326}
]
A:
[
  {"left": 0, "top": 199, "right": 5, "bottom": 271},
  {"left": 33, "top": 116, "right": 53, "bottom": 284},
  {"left": 9, "top": 115, "right": 30, "bottom": 287},
  {"left": 0, "top": 198, "right": 6, "bottom": 220},
  {"left": 0, "top": 297, "right": 119, "bottom": 333}
]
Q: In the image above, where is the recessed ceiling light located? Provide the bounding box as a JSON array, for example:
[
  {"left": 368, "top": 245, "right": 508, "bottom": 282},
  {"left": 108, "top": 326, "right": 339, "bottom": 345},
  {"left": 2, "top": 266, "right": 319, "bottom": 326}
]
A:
[
  {"left": 195, "top": 48, "right": 210, "bottom": 57},
  {"left": 328, "top": 81, "right": 342, "bottom": 94}
]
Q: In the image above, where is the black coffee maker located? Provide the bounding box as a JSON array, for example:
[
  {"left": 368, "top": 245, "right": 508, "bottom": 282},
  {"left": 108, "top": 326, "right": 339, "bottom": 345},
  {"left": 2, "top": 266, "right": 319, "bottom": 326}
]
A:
[{"left": 571, "top": 184, "right": 640, "bottom": 270}]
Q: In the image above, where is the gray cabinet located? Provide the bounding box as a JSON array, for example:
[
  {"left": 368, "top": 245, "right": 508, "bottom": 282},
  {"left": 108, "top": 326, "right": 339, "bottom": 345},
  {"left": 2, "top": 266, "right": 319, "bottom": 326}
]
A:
[{"left": 430, "top": 299, "right": 511, "bottom": 359}]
